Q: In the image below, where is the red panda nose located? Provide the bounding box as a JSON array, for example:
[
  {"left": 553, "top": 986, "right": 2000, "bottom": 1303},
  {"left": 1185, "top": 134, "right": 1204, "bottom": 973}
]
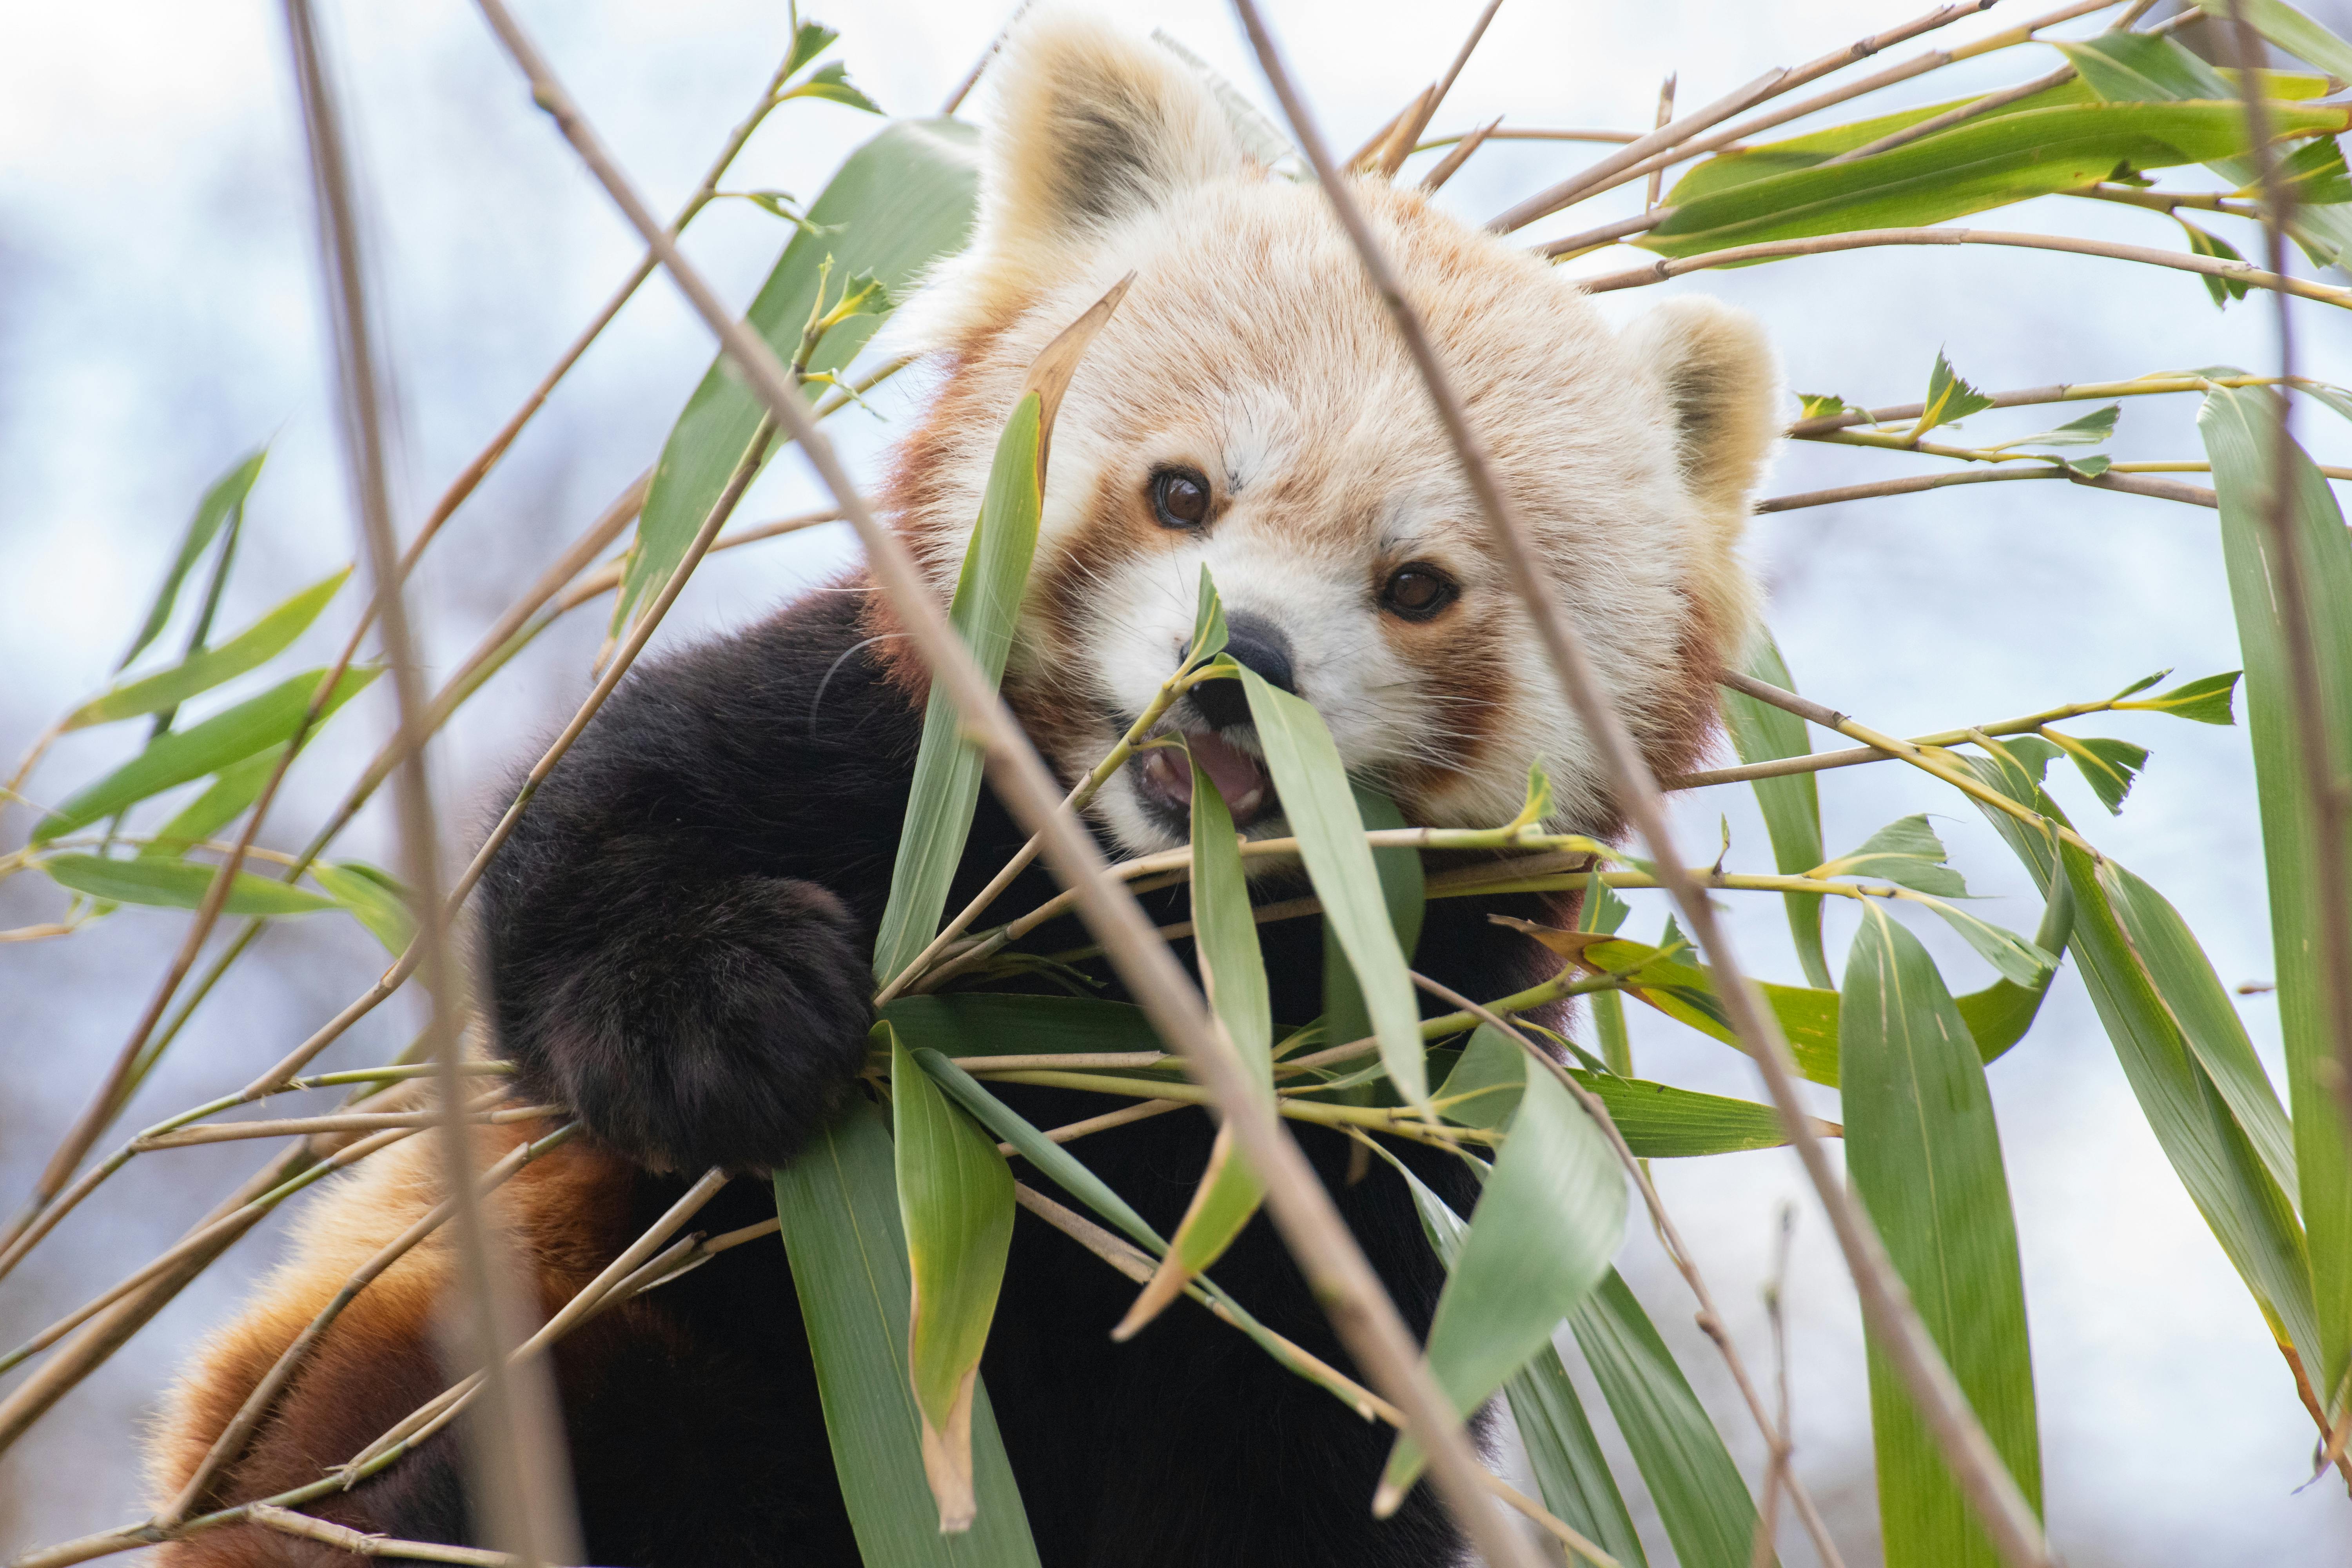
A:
[{"left": 1187, "top": 612, "right": 1295, "bottom": 731}]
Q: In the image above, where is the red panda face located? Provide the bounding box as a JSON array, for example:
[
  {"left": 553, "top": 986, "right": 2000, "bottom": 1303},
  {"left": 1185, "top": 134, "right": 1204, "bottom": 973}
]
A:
[{"left": 870, "top": 10, "right": 1782, "bottom": 855}]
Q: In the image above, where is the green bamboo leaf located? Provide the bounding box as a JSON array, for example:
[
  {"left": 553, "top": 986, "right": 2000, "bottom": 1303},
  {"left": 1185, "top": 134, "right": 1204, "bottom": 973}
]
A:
[
  {"left": 2040, "top": 731, "right": 2147, "bottom": 815},
  {"left": 1319, "top": 781, "right": 1425, "bottom": 1096},
  {"left": 621, "top": 121, "right": 978, "bottom": 630},
  {"left": 872, "top": 284, "right": 1126, "bottom": 983},
  {"left": 782, "top": 20, "right": 840, "bottom": 80},
  {"left": 783, "top": 60, "right": 883, "bottom": 114},
  {"left": 1116, "top": 756, "right": 1271, "bottom": 1336},
  {"left": 1842, "top": 906, "right": 2041, "bottom": 1568},
  {"left": 1573, "top": 1269, "right": 1766, "bottom": 1568},
  {"left": 774, "top": 1098, "right": 1040, "bottom": 1566},
  {"left": 66, "top": 570, "right": 350, "bottom": 731},
  {"left": 140, "top": 749, "right": 286, "bottom": 858},
  {"left": 2183, "top": 219, "right": 2254, "bottom": 308},
  {"left": 122, "top": 450, "right": 266, "bottom": 670},
  {"left": 1433, "top": 1025, "right": 1817, "bottom": 1154},
  {"left": 1380, "top": 1063, "right": 1624, "bottom": 1502},
  {"left": 1795, "top": 390, "right": 1855, "bottom": 419},
  {"left": 1237, "top": 666, "right": 1428, "bottom": 1108},
  {"left": 1963, "top": 744, "right": 2322, "bottom": 1375},
  {"left": 2060, "top": 31, "right": 2352, "bottom": 270},
  {"left": 2233, "top": 0, "right": 2352, "bottom": 87},
  {"left": 1917, "top": 350, "right": 1995, "bottom": 436},
  {"left": 1813, "top": 813, "right": 1969, "bottom": 897},
  {"left": 1984, "top": 403, "right": 2120, "bottom": 451},
  {"left": 2200, "top": 382, "right": 2352, "bottom": 1397},
  {"left": 1898, "top": 892, "right": 2058, "bottom": 987},
  {"left": 1719, "top": 634, "right": 1832, "bottom": 987},
  {"left": 1644, "top": 99, "right": 2352, "bottom": 258},
  {"left": 2117, "top": 669, "right": 2239, "bottom": 725},
  {"left": 1385, "top": 1156, "right": 1648, "bottom": 1566},
  {"left": 1524, "top": 926, "right": 2053, "bottom": 1084},
  {"left": 33, "top": 666, "right": 379, "bottom": 846},
  {"left": 1189, "top": 564, "right": 1230, "bottom": 663},
  {"left": 1579, "top": 870, "right": 1636, "bottom": 1075},
  {"left": 39, "top": 853, "right": 336, "bottom": 918},
  {"left": 888, "top": 1024, "right": 1016, "bottom": 1531},
  {"left": 308, "top": 860, "right": 416, "bottom": 958},
  {"left": 2272, "top": 133, "right": 2352, "bottom": 205}
]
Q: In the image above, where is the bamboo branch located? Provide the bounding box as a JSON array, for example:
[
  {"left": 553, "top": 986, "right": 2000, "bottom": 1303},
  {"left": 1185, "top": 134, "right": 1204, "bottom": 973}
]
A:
[
  {"left": 1235, "top": 4, "right": 2054, "bottom": 1560},
  {"left": 1576, "top": 225, "right": 2352, "bottom": 312},
  {"left": 466, "top": 5, "right": 1539, "bottom": 1560},
  {"left": 1755, "top": 466, "right": 2219, "bottom": 510},
  {"left": 245, "top": 1506, "right": 521, "bottom": 1568}
]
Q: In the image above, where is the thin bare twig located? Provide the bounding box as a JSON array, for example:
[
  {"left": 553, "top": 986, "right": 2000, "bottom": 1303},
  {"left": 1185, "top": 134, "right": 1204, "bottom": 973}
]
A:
[
  {"left": 1756, "top": 466, "right": 2220, "bottom": 511},
  {"left": 1236, "top": 4, "right": 2049, "bottom": 1560},
  {"left": 1487, "top": 0, "right": 2005, "bottom": 232},
  {"left": 1575, "top": 225, "right": 2352, "bottom": 311},
  {"left": 283, "top": 0, "right": 581, "bottom": 1555},
  {"left": 1824, "top": 62, "right": 2075, "bottom": 164},
  {"left": 466, "top": 5, "right": 1540, "bottom": 1561},
  {"left": 245, "top": 1506, "right": 521, "bottom": 1568},
  {"left": 1644, "top": 74, "right": 1677, "bottom": 209}
]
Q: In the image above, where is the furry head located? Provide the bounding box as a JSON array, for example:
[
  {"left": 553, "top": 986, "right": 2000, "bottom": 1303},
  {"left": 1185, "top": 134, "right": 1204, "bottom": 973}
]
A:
[{"left": 875, "top": 7, "right": 1780, "bottom": 852}]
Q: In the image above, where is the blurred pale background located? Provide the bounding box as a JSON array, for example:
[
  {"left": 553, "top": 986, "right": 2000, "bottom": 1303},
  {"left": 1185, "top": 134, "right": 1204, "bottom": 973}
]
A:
[{"left": 4, "top": 0, "right": 2350, "bottom": 1561}]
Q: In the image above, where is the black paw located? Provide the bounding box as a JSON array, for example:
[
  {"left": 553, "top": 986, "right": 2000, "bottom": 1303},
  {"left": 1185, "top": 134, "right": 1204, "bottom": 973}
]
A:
[{"left": 510, "top": 875, "right": 875, "bottom": 1173}]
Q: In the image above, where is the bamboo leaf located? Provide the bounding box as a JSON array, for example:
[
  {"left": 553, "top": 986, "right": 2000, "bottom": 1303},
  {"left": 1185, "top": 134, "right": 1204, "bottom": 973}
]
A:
[
  {"left": 775, "top": 1098, "right": 1040, "bottom": 1564},
  {"left": 871, "top": 283, "right": 1127, "bottom": 983},
  {"left": 1433, "top": 1026, "right": 1822, "bottom": 1154},
  {"left": 1116, "top": 755, "right": 1270, "bottom": 1336},
  {"left": 2116, "top": 669, "right": 2239, "bottom": 725},
  {"left": 1319, "top": 782, "right": 1425, "bottom": 1096},
  {"left": 1387, "top": 1156, "right": 1648, "bottom": 1566},
  {"left": 2234, "top": 0, "right": 2352, "bottom": 87},
  {"left": 1813, "top": 813, "right": 1969, "bottom": 897},
  {"left": 2200, "top": 382, "right": 2352, "bottom": 1399},
  {"left": 1984, "top": 403, "right": 2120, "bottom": 451},
  {"left": 883, "top": 993, "right": 1162, "bottom": 1060},
  {"left": 1719, "top": 634, "right": 1832, "bottom": 986},
  {"left": 1898, "top": 893, "right": 2058, "bottom": 987},
  {"left": 781, "top": 20, "right": 838, "bottom": 79},
  {"left": 1380, "top": 1063, "right": 1625, "bottom": 1503},
  {"left": 1842, "top": 906, "right": 2042, "bottom": 1567},
  {"left": 1573, "top": 1269, "right": 1766, "bottom": 1568},
  {"left": 2040, "top": 731, "right": 2147, "bottom": 815},
  {"left": 1646, "top": 100, "right": 2351, "bottom": 258},
  {"left": 889, "top": 1024, "right": 1016, "bottom": 1532},
  {"left": 1917, "top": 350, "right": 1996, "bottom": 436},
  {"left": 783, "top": 60, "right": 883, "bottom": 114},
  {"left": 122, "top": 450, "right": 265, "bottom": 670},
  {"left": 1238, "top": 666, "right": 1428, "bottom": 1107},
  {"left": 621, "top": 121, "right": 978, "bottom": 629},
  {"left": 38, "top": 853, "right": 336, "bottom": 918},
  {"left": 140, "top": 749, "right": 287, "bottom": 858},
  {"left": 308, "top": 860, "right": 416, "bottom": 958},
  {"left": 32, "top": 666, "right": 380, "bottom": 845},
  {"left": 67, "top": 570, "right": 350, "bottom": 731}
]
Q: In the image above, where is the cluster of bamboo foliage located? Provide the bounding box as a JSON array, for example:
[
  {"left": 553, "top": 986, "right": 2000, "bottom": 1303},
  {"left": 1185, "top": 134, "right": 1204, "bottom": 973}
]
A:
[{"left": 7, "top": 1, "right": 2352, "bottom": 1565}]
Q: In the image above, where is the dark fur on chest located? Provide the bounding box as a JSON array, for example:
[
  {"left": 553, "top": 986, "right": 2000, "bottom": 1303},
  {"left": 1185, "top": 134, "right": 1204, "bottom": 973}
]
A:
[{"left": 454, "top": 578, "right": 1571, "bottom": 1566}]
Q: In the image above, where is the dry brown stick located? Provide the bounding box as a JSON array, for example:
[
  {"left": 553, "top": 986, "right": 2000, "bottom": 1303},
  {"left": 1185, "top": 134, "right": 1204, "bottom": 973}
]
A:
[
  {"left": 134, "top": 1104, "right": 555, "bottom": 1150},
  {"left": 1755, "top": 466, "right": 2220, "bottom": 511},
  {"left": 1506, "top": 0, "right": 2121, "bottom": 224},
  {"left": 1488, "top": 0, "right": 2003, "bottom": 232},
  {"left": 1236, "top": 4, "right": 2047, "bottom": 1559},
  {"left": 2226, "top": 9, "right": 2352, "bottom": 1134},
  {"left": 156, "top": 1124, "right": 579, "bottom": 1528},
  {"left": 1576, "top": 225, "right": 2352, "bottom": 311},
  {"left": 1746, "top": 1205, "right": 1799, "bottom": 1568},
  {"left": 0, "top": 1142, "right": 310, "bottom": 1453},
  {"left": 941, "top": 2, "right": 1028, "bottom": 115},
  {"left": 282, "top": 0, "right": 581, "bottom": 1555},
  {"left": 1408, "top": 972, "right": 1847, "bottom": 1568},
  {"left": 1418, "top": 115, "right": 1501, "bottom": 194},
  {"left": 1644, "top": 74, "right": 1677, "bottom": 209},
  {"left": 468, "top": 8, "right": 1544, "bottom": 1560},
  {"left": 245, "top": 1506, "right": 520, "bottom": 1568},
  {"left": 550, "top": 506, "right": 843, "bottom": 613}
]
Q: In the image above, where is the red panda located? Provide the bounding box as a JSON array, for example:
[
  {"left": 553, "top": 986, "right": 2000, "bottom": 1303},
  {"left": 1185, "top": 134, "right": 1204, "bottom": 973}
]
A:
[{"left": 149, "top": 9, "right": 1779, "bottom": 1564}]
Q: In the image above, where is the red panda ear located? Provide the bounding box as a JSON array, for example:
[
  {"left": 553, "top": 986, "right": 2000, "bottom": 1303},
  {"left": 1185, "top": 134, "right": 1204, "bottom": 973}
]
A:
[
  {"left": 1620, "top": 296, "right": 1781, "bottom": 657},
  {"left": 899, "top": 10, "right": 1249, "bottom": 347}
]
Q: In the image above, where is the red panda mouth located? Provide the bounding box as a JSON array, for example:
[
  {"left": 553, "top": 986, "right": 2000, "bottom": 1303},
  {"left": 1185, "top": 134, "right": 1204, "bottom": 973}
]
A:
[{"left": 1133, "top": 731, "right": 1276, "bottom": 829}]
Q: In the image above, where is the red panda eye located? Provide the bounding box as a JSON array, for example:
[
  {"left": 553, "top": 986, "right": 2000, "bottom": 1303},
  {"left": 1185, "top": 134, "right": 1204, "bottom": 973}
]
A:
[
  {"left": 1150, "top": 468, "right": 1211, "bottom": 529},
  {"left": 1381, "top": 565, "right": 1457, "bottom": 621}
]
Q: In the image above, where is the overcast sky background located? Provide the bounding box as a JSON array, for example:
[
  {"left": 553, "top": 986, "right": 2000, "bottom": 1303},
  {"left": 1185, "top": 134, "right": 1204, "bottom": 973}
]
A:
[{"left": 4, "top": 0, "right": 2352, "bottom": 1561}]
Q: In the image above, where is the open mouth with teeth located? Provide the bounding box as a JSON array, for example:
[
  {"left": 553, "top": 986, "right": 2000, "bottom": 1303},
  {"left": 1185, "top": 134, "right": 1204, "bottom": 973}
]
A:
[{"left": 1132, "top": 729, "right": 1278, "bottom": 830}]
